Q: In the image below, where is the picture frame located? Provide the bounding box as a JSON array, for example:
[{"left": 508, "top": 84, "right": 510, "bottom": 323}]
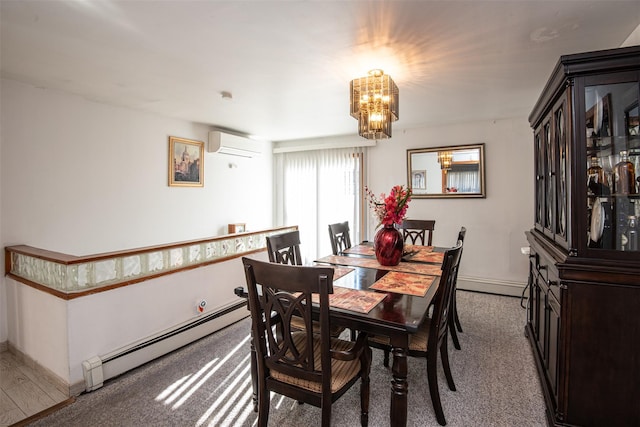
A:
[
  {"left": 169, "top": 136, "right": 204, "bottom": 187},
  {"left": 625, "top": 101, "right": 639, "bottom": 137},
  {"left": 228, "top": 223, "right": 246, "bottom": 234},
  {"left": 411, "top": 170, "right": 427, "bottom": 190},
  {"left": 585, "top": 93, "right": 612, "bottom": 138}
]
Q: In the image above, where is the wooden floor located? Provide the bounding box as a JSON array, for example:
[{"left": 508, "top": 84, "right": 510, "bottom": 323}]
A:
[{"left": 0, "top": 351, "right": 69, "bottom": 427}]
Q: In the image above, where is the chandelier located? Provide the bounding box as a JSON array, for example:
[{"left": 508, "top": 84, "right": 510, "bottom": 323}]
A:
[
  {"left": 350, "top": 69, "right": 399, "bottom": 140},
  {"left": 437, "top": 151, "right": 453, "bottom": 170}
]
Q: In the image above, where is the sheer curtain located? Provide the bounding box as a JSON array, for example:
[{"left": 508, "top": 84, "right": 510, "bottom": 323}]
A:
[
  {"left": 447, "top": 170, "right": 479, "bottom": 192},
  {"left": 274, "top": 147, "right": 364, "bottom": 264}
]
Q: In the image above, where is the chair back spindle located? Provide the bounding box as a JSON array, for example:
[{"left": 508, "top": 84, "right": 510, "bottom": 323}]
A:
[
  {"left": 328, "top": 221, "right": 352, "bottom": 255},
  {"left": 401, "top": 219, "right": 436, "bottom": 246}
]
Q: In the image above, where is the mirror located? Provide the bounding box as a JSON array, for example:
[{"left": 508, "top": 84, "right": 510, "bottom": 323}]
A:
[{"left": 407, "top": 143, "right": 486, "bottom": 198}]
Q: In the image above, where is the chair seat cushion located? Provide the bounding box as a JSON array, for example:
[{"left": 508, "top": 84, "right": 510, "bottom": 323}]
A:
[
  {"left": 369, "top": 319, "right": 430, "bottom": 352},
  {"left": 290, "top": 315, "right": 345, "bottom": 337},
  {"left": 270, "top": 332, "right": 361, "bottom": 393}
]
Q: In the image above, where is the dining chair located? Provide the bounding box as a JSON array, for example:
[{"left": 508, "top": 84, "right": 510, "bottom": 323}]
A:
[
  {"left": 328, "top": 221, "right": 358, "bottom": 340},
  {"left": 328, "top": 221, "right": 353, "bottom": 255},
  {"left": 368, "top": 241, "right": 463, "bottom": 426},
  {"left": 242, "top": 257, "right": 372, "bottom": 427},
  {"left": 266, "top": 230, "right": 345, "bottom": 337},
  {"left": 401, "top": 219, "right": 436, "bottom": 246},
  {"left": 266, "top": 230, "right": 304, "bottom": 265},
  {"left": 449, "top": 227, "right": 466, "bottom": 350}
]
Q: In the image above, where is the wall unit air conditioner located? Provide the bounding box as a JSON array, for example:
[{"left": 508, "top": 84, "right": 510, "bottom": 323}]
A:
[{"left": 207, "top": 131, "right": 262, "bottom": 158}]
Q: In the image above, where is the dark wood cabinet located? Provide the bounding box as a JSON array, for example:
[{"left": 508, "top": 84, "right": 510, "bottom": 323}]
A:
[{"left": 527, "top": 46, "right": 640, "bottom": 427}]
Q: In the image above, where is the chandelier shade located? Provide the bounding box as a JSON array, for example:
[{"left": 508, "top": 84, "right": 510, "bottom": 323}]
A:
[{"left": 350, "top": 69, "right": 399, "bottom": 140}]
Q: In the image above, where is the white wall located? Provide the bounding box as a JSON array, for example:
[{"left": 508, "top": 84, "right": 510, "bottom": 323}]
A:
[
  {"left": 366, "top": 118, "right": 534, "bottom": 290},
  {"left": 0, "top": 78, "right": 274, "bottom": 351}
]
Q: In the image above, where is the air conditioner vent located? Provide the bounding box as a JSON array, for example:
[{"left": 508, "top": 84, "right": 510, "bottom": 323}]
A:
[{"left": 207, "top": 131, "right": 262, "bottom": 158}]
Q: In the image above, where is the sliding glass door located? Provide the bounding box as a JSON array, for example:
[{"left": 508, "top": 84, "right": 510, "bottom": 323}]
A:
[{"left": 274, "top": 148, "right": 364, "bottom": 263}]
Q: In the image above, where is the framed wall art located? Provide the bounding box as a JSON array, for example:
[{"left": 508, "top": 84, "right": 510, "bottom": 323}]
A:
[
  {"left": 169, "top": 136, "right": 204, "bottom": 187},
  {"left": 228, "top": 223, "right": 246, "bottom": 233},
  {"left": 411, "top": 170, "right": 427, "bottom": 190}
]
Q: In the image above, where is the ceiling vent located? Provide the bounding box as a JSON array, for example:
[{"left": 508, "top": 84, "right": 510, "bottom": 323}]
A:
[{"left": 207, "top": 131, "right": 262, "bottom": 158}]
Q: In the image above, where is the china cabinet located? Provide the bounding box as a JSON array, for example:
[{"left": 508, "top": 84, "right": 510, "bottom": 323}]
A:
[{"left": 527, "top": 46, "right": 640, "bottom": 427}]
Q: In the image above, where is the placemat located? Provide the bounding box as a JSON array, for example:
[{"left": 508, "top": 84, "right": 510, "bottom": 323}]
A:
[
  {"left": 404, "top": 244, "right": 435, "bottom": 253},
  {"left": 404, "top": 250, "right": 444, "bottom": 264},
  {"left": 327, "top": 287, "right": 386, "bottom": 313},
  {"left": 304, "top": 286, "right": 386, "bottom": 313},
  {"left": 369, "top": 271, "right": 436, "bottom": 297},
  {"left": 316, "top": 255, "right": 442, "bottom": 276}
]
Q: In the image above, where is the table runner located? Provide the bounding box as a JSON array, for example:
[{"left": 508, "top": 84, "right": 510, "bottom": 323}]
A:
[
  {"left": 342, "top": 244, "right": 375, "bottom": 256},
  {"left": 331, "top": 266, "right": 354, "bottom": 280},
  {"left": 315, "top": 255, "right": 442, "bottom": 276},
  {"left": 343, "top": 244, "right": 437, "bottom": 259},
  {"left": 369, "top": 271, "right": 436, "bottom": 297}
]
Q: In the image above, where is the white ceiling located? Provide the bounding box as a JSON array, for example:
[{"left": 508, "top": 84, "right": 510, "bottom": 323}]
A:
[{"left": 1, "top": 1, "right": 639, "bottom": 142}]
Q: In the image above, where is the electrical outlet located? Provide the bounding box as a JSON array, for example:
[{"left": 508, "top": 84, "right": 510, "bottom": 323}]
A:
[{"left": 197, "top": 299, "right": 207, "bottom": 313}]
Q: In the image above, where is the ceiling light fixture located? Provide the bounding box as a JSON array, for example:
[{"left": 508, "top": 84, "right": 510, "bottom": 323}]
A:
[
  {"left": 350, "top": 69, "right": 399, "bottom": 140},
  {"left": 437, "top": 151, "right": 453, "bottom": 170}
]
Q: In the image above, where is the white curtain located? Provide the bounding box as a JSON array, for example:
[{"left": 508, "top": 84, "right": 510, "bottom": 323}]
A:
[
  {"left": 274, "top": 148, "right": 364, "bottom": 264},
  {"left": 446, "top": 170, "right": 479, "bottom": 193}
]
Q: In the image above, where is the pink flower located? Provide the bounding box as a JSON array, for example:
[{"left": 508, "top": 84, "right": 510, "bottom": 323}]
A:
[{"left": 365, "top": 185, "right": 412, "bottom": 227}]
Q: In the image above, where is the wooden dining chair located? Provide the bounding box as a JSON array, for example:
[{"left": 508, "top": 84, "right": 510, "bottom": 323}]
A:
[
  {"left": 266, "top": 229, "right": 345, "bottom": 337},
  {"left": 328, "top": 221, "right": 353, "bottom": 255},
  {"left": 266, "top": 230, "right": 304, "bottom": 265},
  {"left": 368, "top": 242, "right": 463, "bottom": 426},
  {"left": 242, "top": 257, "right": 372, "bottom": 427},
  {"left": 449, "top": 227, "right": 466, "bottom": 350},
  {"left": 401, "top": 219, "right": 436, "bottom": 246}
]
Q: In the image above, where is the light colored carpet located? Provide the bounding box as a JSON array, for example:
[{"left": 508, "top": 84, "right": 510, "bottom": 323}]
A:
[{"left": 29, "top": 291, "right": 546, "bottom": 427}]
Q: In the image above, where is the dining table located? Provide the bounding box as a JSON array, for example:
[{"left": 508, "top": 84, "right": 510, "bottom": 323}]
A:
[{"left": 236, "top": 243, "right": 445, "bottom": 427}]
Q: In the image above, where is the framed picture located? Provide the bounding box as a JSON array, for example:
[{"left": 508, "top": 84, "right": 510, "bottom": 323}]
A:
[
  {"left": 625, "top": 101, "right": 639, "bottom": 137},
  {"left": 411, "top": 170, "right": 427, "bottom": 190},
  {"left": 228, "top": 223, "right": 246, "bottom": 234},
  {"left": 169, "top": 136, "right": 204, "bottom": 187},
  {"left": 585, "top": 93, "right": 612, "bottom": 138}
]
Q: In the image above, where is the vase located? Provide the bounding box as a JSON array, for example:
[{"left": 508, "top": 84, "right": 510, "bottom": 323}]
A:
[{"left": 374, "top": 224, "right": 404, "bottom": 266}]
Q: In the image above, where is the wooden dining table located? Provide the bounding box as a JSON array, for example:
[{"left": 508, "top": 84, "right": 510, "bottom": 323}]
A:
[{"left": 238, "top": 243, "right": 444, "bottom": 427}]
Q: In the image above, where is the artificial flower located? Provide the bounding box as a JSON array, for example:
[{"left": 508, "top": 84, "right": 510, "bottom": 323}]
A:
[{"left": 365, "top": 185, "right": 412, "bottom": 227}]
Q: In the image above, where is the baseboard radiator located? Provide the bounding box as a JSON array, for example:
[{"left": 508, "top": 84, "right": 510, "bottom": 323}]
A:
[{"left": 81, "top": 301, "right": 248, "bottom": 393}]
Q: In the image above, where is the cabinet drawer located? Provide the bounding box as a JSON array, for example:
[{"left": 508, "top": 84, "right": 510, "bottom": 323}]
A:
[{"left": 547, "top": 267, "right": 561, "bottom": 302}]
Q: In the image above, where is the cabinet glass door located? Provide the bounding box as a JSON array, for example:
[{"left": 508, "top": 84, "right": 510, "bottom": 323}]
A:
[
  {"left": 554, "top": 99, "right": 569, "bottom": 248},
  {"left": 535, "top": 131, "right": 544, "bottom": 230},
  {"left": 586, "top": 81, "right": 640, "bottom": 252}
]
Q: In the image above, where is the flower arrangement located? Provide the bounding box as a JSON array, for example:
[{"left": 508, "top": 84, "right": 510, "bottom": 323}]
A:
[{"left": 365, "top": 185, "right": 412, "bottom": 227}]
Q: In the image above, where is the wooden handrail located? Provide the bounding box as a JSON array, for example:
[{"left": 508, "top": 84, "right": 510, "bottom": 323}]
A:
[{"left": 5, "top": 225, "right": 297, "bottom": 300}]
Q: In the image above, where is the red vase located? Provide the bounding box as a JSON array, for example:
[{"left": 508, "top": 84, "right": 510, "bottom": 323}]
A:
[{"left": 374, "top": 224, "right": 404, "bottom": 266}]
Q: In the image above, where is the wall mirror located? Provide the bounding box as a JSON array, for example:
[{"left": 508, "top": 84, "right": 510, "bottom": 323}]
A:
[{"left": 407, "top": 143, "right": 486, "bottom": 198}]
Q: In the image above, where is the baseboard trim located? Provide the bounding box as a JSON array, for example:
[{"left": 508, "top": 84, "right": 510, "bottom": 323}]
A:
[
  {"left": 457, "top": 275, "right": 526, "bottom": 297},
  {"left": 7, "top": 342, "right": 71, "bottom": 397}
]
